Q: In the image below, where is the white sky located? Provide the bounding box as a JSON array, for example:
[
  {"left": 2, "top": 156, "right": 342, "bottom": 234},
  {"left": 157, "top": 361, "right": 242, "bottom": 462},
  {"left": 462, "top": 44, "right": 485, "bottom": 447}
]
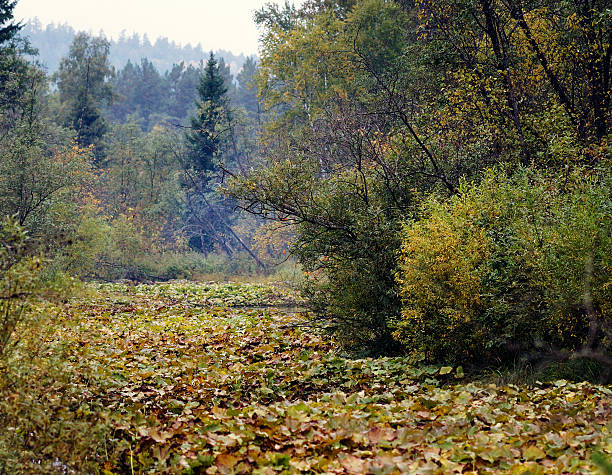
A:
[{"left": 14, "top": 0, "right": 305, "bottom": 56}]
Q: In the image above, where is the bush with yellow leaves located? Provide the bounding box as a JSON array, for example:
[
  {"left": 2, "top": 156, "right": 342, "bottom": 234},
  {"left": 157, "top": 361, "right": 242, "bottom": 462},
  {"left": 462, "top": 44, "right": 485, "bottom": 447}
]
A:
[{"left": 394, "top": 166, "right": 612, "bottom": 364}]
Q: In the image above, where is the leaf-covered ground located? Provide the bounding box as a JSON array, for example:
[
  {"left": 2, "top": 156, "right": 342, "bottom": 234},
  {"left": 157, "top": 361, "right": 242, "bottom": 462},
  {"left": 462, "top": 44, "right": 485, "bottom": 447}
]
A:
[{"left": 16, "top": 282, "right": 612, "bottom": 473}]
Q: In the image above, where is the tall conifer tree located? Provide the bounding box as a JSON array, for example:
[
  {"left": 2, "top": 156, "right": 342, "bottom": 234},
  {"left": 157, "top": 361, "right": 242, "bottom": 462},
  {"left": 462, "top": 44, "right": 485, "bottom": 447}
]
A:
[{"left": 186, "top": 52, "right": 228, "bottom": 174}]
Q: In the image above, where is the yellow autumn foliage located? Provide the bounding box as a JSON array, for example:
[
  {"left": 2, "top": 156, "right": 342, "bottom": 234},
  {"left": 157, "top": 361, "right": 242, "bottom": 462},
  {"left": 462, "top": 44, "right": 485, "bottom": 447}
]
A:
[{"left": 395, "top": 167, "right": 612, "bottom": 363}]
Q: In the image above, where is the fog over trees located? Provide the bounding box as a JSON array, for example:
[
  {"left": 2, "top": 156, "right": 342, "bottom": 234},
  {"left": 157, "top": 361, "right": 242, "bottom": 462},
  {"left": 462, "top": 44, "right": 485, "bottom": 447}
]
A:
[{"left": 22, "top": 18, "right": 247, "bottom": 74}]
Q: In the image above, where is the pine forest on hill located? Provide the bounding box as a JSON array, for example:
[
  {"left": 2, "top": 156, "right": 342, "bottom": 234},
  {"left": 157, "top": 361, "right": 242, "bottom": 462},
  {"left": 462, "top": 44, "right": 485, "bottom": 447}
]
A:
[
  {"left": 22, "top": 19, "right": 248, "bottom": 75},
  {"left": 0, "top": 0, "right": 611, "bottom": 473}
]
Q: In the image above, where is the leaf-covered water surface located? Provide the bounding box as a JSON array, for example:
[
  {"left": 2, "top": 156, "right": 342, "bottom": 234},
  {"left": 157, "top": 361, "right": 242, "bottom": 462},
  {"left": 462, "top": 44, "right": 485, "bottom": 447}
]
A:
[{"left": 17, "top": 282, "right": 612, "bottom": 473}]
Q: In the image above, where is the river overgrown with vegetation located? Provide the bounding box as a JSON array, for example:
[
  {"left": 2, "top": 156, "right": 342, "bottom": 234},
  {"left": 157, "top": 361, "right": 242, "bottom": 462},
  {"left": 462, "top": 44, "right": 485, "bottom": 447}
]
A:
[
  {"left": 0, "top": 282, "right": 610, "bottom": 473},
  {"left": 1, "top": 0, "right": 610, "bottom": 472}
]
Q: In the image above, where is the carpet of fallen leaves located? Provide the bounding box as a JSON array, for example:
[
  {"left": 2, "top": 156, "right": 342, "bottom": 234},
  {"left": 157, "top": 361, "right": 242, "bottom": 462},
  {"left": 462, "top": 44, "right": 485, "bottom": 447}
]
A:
[{"left": 46, "top": 282, "right": 611, "bottom": 473}]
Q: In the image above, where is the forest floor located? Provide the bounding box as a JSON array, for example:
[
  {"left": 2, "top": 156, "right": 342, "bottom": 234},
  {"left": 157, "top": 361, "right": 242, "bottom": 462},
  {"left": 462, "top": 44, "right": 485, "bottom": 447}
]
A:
[{"left": 1, "top": 282, "right": 611, "bottom": 474}]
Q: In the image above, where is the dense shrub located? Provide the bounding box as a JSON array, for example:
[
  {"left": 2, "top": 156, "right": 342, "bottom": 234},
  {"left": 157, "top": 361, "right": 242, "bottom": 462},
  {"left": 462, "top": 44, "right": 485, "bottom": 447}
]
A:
[
  {"left": 300, "top": 212, "right": 404, "bottom": 355},
  {"left": 46, "top": 207, "right": 273, "bottom": 282},
  {"left": 133, "top": 250, "right": 267, "bottom": 281},
  {"left": 230, "top": 143, "right": 422, "bottom": 353},
  {"left": 0, "top": 295, "right": 112, "bottom": 473},
  {"left": 394, "top": 167, "right": 612, "bottom": 364},
  {"left": 0, "top": 217, "right": 44, "bottom": 359}
]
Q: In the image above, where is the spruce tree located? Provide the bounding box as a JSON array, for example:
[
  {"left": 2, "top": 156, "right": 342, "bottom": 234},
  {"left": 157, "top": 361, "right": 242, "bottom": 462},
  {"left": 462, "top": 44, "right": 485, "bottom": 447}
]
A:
[
  {"left": 186, "top": 52, "right": 228, "bottom": 173},
  {"left": 0, "top": 1, "right": 35, "bottom": 133},
  {"left": 0, "top": 0, "right": 21, "bottom": 46}
]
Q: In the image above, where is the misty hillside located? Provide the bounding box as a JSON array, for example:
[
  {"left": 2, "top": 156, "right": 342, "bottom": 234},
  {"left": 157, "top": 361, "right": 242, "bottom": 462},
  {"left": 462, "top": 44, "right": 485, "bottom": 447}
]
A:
[{"left": 22, "top": 18, "right": 248, "bottom": 74}]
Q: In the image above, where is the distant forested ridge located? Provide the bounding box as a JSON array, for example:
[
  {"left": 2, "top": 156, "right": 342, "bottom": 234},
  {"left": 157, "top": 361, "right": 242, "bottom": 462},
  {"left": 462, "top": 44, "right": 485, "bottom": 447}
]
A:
[{"left": 22, "top": 18, "right": 247, "bottom": 74}]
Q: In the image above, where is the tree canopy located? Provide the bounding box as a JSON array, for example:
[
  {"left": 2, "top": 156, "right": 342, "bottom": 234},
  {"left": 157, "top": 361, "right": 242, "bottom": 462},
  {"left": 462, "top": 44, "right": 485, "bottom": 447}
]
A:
[{"left": 0, "top": 0, "right": 20, "bottom": 45}]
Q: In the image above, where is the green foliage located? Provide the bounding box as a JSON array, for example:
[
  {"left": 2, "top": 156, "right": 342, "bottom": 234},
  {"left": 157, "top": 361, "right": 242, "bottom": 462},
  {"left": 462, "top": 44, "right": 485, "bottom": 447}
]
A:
[
  {"left": 395, "top": 166, "right": 612, "bottom": 363},
  {"left": 107, "top": 54, "right": 257, "bottom": 130},
  {"left": 0, "top": 79, "right": 97, "bottom": 274},
  {"left": 109, "top": 58, "right": 180, "bottom": 130},
  {"left": 55, "top": 32, "right": 113, "bottom": 158},
  {"left": 233, "top": 0, "right": 611, "bottom": 358},
  {"left": 0, "top": 19, "right": 263, "bottom": 278},
  {"left": 0, "top": 40, "right": 43, "bottom": 131},
  {"left": 0, "top": 131, "right": 92, "bottom": 233},
  {"left": 96, "top": 250, "right": 294, "bottom": 283},
  {"left": 110, "top": 58, "right": 166, "bottom": 129},
  {"left": 235, "top": 0, "right": 493, "bottom": 354},
  {"left": 298, "top": 203, "right": 405, "bottom": 354},
  {"left": 231, "top": 0, "right": 435, "bottom": 352},
  {"left": 254, "top": 1, "right": 300, "bottom": 32},
  {"left": 0, "top": 0, "right": 20, "bottom": 45},
  {"left": 180, "top": 53, "right": 261, "bottom": 260},
  {"left": 537, "top": 358, "right": 609, "bottom": 385},
  {"left": 235, "top": 56, "right": 260, "bottom": 118},
  {"left": 0, "top": 217, "right": 43, "bottom": 358},
  {"left": 593, "top": 451, "right": 612, "bottom": 475},
  {"left": 22, "top": 20, "right": 248, "bottom": 77},
  {"left": 187, "top": 52, "right": 229, "bottom": 173},
  {"left": 164, "top": 61, "right": 202, "bottom": 121},
  {"left": 0, "top": 296, "right": 112, "bottom": 473},
  {"left": 231, "top": 141, "right": 424, "bottom": 351},
  {"left": 55, "top": 211, "right": 270, "bottom": 282},
  {"left": 2, "top": 282, "right": 610, "bottom": 472},
  {"left": 56, "top": 32, "right": 113, "bottom": 104}
]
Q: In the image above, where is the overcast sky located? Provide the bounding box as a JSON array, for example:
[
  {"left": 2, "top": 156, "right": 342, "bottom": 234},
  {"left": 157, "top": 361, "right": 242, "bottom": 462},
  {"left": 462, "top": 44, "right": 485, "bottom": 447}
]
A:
[{"left": 14, "top": 0, "right": 304, "bottom": 56}]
